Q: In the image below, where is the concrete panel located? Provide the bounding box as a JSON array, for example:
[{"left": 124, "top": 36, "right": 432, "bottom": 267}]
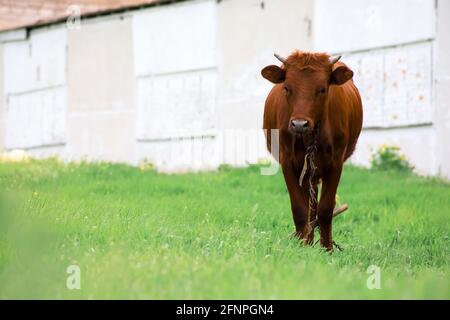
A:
[
  {"left": 66, "top": 15, "right": 137, "bottom": 164},
  {"left": 3, "top": 41, "right": 33, "bottom": 93},
  {"left": 346, "top": 42, "right": 433, "bottom": 128},
  {"left": 133, "top": 0, "right": 217, "bottom": 76},
  {"left": 67, "top": 111, "right": 137, "bottom": 164},
  {"left": 351, "top": 125, "right": 438, "bottom": 176},
  {"left": 4, "top": 27, "right": 66, "bottom": 94},
  {"left": 315, "top": 0, "right": 436, "bottom": 53},
  {"left": 2, "top": 26, "right": 67, "bottom": 152},
  {"left": 136, "top": 68, "right": 217, "bottom": 140},
  {"left": 30, "top": 27, "right": 67, "bottom": 89},
  {"left": 5, "top": 87, "right": 66, "bottom": 149},
  {"left": 67, "top": 16, "right": 136, "bottom": 112}
]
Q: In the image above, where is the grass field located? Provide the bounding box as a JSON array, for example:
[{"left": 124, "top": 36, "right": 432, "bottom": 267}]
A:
[{"left": 0, "top": 159, "right": 449, "bottom": 299}]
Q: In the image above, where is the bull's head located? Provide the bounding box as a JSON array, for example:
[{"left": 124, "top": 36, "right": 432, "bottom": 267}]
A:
[{"left": 261, "top": 52, "right": 354, "bottom": 135}]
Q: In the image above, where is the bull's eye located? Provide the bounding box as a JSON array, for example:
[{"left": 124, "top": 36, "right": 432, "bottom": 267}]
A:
[
  {"left": 318, "top": 87, "right": 326, "bottom": 95},
  {"left": 284, "top": 86, "right": 291, "bottom": 95}
]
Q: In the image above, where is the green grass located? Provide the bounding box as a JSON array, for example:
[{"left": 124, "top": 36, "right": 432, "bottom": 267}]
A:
[{"left": 0, "top": 159, "right": 449, "bottom": 299}]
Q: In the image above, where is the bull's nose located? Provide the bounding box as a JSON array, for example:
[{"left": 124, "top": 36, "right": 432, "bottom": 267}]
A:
[{"left": 290, "top": 119, "right": 309, "bottom": 132}]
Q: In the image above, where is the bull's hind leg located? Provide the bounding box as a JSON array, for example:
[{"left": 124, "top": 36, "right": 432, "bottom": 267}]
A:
[
  {"left": 317, "top": 165, "right": 343, "bottom": 251},
  {"left": 281, "top": 161, "right": 311, "bottom": 244}
]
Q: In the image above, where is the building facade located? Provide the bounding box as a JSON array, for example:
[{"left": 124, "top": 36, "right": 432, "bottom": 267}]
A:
[{"left": 0, "top": 0, "right": 449, "bottom": 178}]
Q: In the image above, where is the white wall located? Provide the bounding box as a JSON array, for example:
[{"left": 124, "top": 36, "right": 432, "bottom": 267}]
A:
[
  {"left": 345, "top": 42, "right": 433, "bottom": 128},
  {"left": 3, "top": 26, "right": 67, "bottom": 150},
  {"left": 133, "top": 0, "right": 220, "bottom": 171},
  {"left": 66, "top": 13, "right": 137, "bottom": 164},
  {"left": 314, "top": 0, "right": 435, "bottom": 53},
  {"left": 0, "top": 0, "right": 448, "bottom": 179}
]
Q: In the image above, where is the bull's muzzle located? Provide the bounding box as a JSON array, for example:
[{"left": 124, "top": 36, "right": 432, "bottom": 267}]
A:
[{"left": 290, "top": 119, "right": 310, "bottom": 134}]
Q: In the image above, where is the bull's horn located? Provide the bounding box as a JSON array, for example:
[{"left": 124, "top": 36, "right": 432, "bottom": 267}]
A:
[
  {"left": 274, "top": 53, "right": 286, "bottom": 64},
  {"left": 330, "top": 55, "right": 342, "bottom": 65}
]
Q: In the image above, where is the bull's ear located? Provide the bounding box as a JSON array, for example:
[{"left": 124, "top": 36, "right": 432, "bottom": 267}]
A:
[
  {"left": 330, "top": 66, "right": 354, "bottom": 85},
  {"left": 261, "top": 65, "right": 285, "bottom": 84}
]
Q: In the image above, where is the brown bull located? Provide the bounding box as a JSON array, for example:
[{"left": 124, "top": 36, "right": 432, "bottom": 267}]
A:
[{"left": 261, "top": 50, "right": 363, "bottom": 251}]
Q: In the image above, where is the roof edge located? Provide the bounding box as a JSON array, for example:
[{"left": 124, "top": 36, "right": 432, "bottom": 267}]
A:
[{"left": 0, "top": 0, "right": 188, "bottom": 34}]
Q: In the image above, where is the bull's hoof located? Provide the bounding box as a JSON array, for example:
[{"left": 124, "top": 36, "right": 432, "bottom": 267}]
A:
[
  {"left": 289, "top": 232, "right": 312, "bottom": 245},
  {"left": 332, "top": 241, "right": 344, "bottom": 251},
  {"left": 321, "top": 241, "right": 344, "bottom": 253},
  {"left": 290, "top": 231, "right": 301, "bottom": 239}
]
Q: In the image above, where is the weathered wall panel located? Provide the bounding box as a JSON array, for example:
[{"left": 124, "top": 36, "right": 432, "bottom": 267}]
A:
[
  {"left": 133, "top": 0, "right": 219, "bottom": 170},
  {"left": 136, "top": 69, "right": 217, "bottom": 140},
  {"left": 4, "top": 27, "right": 66, "bottom": 94},
  {"left": 3, "top": 26, "right": 67, "bottom": 150},
  {"left": 315, "top": 0, "right": 436, "bottom": 53},
  {"left": 133, "top": 0, "right": 217, "bottom": 76},
  {"left": 5, "top": 87, "right": 66, "bottom": 148},
  {"left": 67, "top": 16, "right": 136, "bottom": 113},
  {"left": 66, "top": 15, "right": 137, "bottom": 163},
  {"left": 67, "top": 111, "right": 136, "bottom": 163},
  {"left": 346, "top": 42, "right": 433, "bottom": 128}
]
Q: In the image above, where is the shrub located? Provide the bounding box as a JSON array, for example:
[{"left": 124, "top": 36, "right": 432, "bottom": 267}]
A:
[
  {"left": 371, "top": 145, "right": 413, "bottom": 172},
  {"left": 138, "top": 158, "right": 155, "bottom": 171}
]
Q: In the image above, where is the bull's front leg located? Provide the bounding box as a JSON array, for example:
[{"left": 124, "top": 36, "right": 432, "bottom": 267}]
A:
[
  {"left": 317, "top": 164, "right": 343, "bottom": 251},
  {"left": 281, "top": 161, "right": 312, "bottom": 244},
  {"left": 307, "top": 184, "right": 318, "bottom": 244}
]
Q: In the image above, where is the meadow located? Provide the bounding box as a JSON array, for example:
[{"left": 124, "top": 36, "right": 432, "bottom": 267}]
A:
[{"left": 0, "top": 159, "right": 448, "bottom": 299}]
